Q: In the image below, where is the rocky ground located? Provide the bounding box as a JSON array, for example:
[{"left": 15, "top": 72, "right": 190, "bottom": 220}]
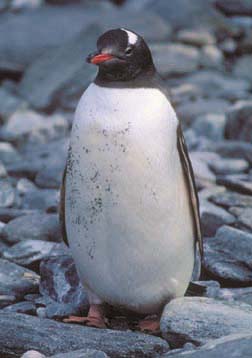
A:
[{"left": 1, "top": 0, "right": 252, "bottom": 357}]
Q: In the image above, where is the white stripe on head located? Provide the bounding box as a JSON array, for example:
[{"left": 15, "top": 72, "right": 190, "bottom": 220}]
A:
[{"left": 121, "top": 28, "right": 138, "bottom": 45}]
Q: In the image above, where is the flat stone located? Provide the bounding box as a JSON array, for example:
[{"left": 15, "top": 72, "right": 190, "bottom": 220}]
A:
[
  {"left": 176, "top": 29, "right": 215, "bottom": 47},
  {"left": 0, "top": 161, "right": 7, "bottom": 178},
  {"left": 21, "top": 351, "right": 46, "bottom": 358},
  {"left": 214, "top": 140, "right": 252, "bottom": 165},
  {"left": 35, "top": 161, "right": 65, "bottom": 189},
  {"left": 0, "top": 208, "right": 39, "bottom": 223},
  {"left": 0, "top": 259, "right": 39, "bottom": 299},
  {"left": 200, "top": 200, "right": 235, "bottom": 237},
  {"left": 49, "top": 349, "right": 109, "bottom": 358},
  {"left": 216, "top": 0, "right": 252, "bottom": 16},
  {"left": 19, "top": 186, "right": 59, "bottom": 212},
  {"left": 0, "top": 109, "right": 68, "bottom": 146},
  {"left": 198, "top": 185, "right": 226, "bottom": 201},
  {"left": 192, "top": 113, "right": 226, "bottom": 141},
  {"left": 11, "top": 0, "right": 43, "bottom": 11},
  {"left": 40, "top": 255, "right": 88, "bottom": 319},
  {"left": 2, "top": 213, "right": 61, "bottom": 244},
  {"left": 203, "top": 226, "right": 252, "bottom": 285},
  {"left": 0, "top": 312, "right": 169, "bottom": 357},
  {"left": 160, "top": 297, "right": 252, "bottom": 348},
  {"left": 210, "top": 191, "right": 252, "bottom": 208},
  {"left": 0, "top": 295, "right": 16, "bottom": 308},
  {"left": 3, "top": 301, "right": 36, "bottom": 315},
  {"left": 225, "top": 100, "right": 252, "bottom": 142},
  {"left": 233, "top": 55, "right": 252, "bottom": 83},
  {"left": 217, "top": 174, "right": 252, "bottom": 195},
  {"left": 162, "top": 333, "right": 252, "bottom": 358},
  {"left": 2, "top": 240, "right": 67, "bottom": 271},
  {"left": 220, "top": 287, "right": 252, "bottom": 305},
  {"left": 153, "top": 43, "right": 200, "bottom": 77},
  {"left": 209, "top": 158, "right": 249, "bottom": 175},
  {"left": 0, "top": 87, "right": 25, "bottom": 121},
  {"left": 0, "top": 179, "right": 16, "bottom": 208},
  {"left": 229, "top": 207, "right": 252, "bottom": 232},
  {"left": 190, "top": 152, "right": 216, "bottom": 186},
  {"left": 199, "top": 45, "right": 223, "bottom": 69},
  {"left": 0, "top": 142, "right": 22, "bottom": 165}
]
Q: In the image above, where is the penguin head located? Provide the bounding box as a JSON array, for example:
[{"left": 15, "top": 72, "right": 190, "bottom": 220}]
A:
[{"left": 87, "top": 28, "right": 155, "bottom": 82}]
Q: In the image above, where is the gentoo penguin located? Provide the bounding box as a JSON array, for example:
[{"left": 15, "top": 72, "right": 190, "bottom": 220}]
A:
[{"left": 60, "top": 28, "right": 203, "bottom": 332}]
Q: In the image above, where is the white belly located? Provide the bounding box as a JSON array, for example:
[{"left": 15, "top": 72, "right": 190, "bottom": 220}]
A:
[{"left": 65, "top": 83, "right": 194, "bottom": 314}]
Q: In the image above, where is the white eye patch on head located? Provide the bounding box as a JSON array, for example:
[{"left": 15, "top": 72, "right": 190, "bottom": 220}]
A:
[{"left": 121, "top": 28, "right": 138, "bottom": 45}]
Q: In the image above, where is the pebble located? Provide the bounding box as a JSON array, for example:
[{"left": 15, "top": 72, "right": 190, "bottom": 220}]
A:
[
  {"left": 225, "top": 100, "right": 252, "bottom": 142},
  {"left": 199, "top": 45, "right": 223, "bottom": 69},
  {"left": 0, "top": 179, "right": 16, "bottom": 207},
  {"left": 0, "top": 141, "right": 21, "bottom": 165},
  {"left": 210, "top": 191, "right": 252, "bottom": 208},
  {"left": 49, "top": 349, "right": 109, "bottom": 358},
  {"left": 233, "top": 55, "right": 252, "bottom": 83},
  {"left": 3, "top": 301, "right": 36, "bottom": 315},
  {"left": 192, "top": 113, "right": 226, "bottom": 141},
  {"left": 209, "top": 158, "right": 249, "bottom": 175},
  {"left": 217, "top": 174, "right": 252, "bottom": 195},
  {"left": 229, "top": 207, "right": 252, "bottom": 232},
  {"left": 176, "top": 29, "right": 215, "bottom": 47}
]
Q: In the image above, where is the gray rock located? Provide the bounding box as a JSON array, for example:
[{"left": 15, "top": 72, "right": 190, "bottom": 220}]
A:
[
  {"left": 35, "top": 161, "right": 65, "bottom": 189},
  {"left": 162, "top": 333, "right": 252, "bottom": 358},
  {"left": 0, "top": 179, "right": 16, "bottom": 208},
  {"left": 0, "top": 161, "right": 7, "bottom": 178},
  {"left": 200, "top": 200, "right": 235, "bottom": 237},
  {"left": 215, "top": 140, "right": 252, "bottom": 165},
  {"left": 176, "top": 29, "right": 215, "bottom": 47},
  {"left": 216, "top": 0, "right": 252, "bottom": 16},
  {"left": 2, "top": 240, "right": 67, "bottom": 270},
  {"left": 198, "top": 185, "right": 226, "bottom": 201},
  {"left": 0, "top": 142, "right": 21, "bottom": 165},
  {"left": 0, "top": 295, "right": 16, "bottom": 308},
  {"left": 229, "top": 207, "right": 252, "bottom": 232},
  {"left": 199, "top": 45, "right": 223, "bottom": 69},
  {"left": 177, "top": 98, "right": 230, "bottom": 126},
  {"left": 150, "top": 43, "right": 200, "bottom": 77},
  {"left": 170, "top": 84, "right": 201, "bottom": 106},
  {"left": 40, "top": 255, "right": 89, "bottom": 318},
  {"left": 192, "top": 280, "right": 221, "bottom": 299},
  {"left": 203, "top": 226, "right": 252, "bottom": 285},
  {"left": 192, "top": 113, "right": 226, "bottom": 141},
  {"left": 0, "top": 87, "right": 25, "bottom": 121},
  {"left": 18, "top": 25, "right": 99, "bottom": 111},
  {"left": 2, "top": 213, "right": 61, "bottom": 244},
  {"left": 220, "top": 38, "right": 237, "bottom": 55},
  {"left": 11, "top": 0, "right": 43, "bottom": 11},
  {"left": 220, "top": 287, "right": 252, "bottom": 305},
  {"left": 50, "top": 349, "right": 109, "bottom": 358},
  {"left": 183, "top": 70, "right": 250, "bottom": 101},
  {"left": 21, "top": 351, "right": 46, "bottom": 358},
  {"left": 225, "top": 100, "right": 252, "bottom": 142},
  {"left": 3, "top": 301, "right": 36, "bottom": 315},
  {"left": 209, "top": 158, "right": 249, "bottom": 175},
  {"left": 0, "top": 259, "right": 39, "bottom": 299},
  {"left": 20, "top": 186, "right": 59, "bottom": 212},
  {"left": 0, "top": 208, "right": 39, "bottom": 223},
  {"left": 217, "top": 174, "right": 252, "bottom": 195},
  {"left": 160, "top": 297, "right": 252, "bottom": 347},
  {"left": 0, "top": 109, "right": 68, "bottom": 146},
  {"left": 233, "top": 55, "right": 252, "bottom": 83},
  {"left": 210, "top": 191, "right": 252, "bottom": 208},
  {"left": 190, "top": 152, "right": 216, "bottom": 187},
  {"left": 0, "top": 311, "right": 169, "bottom": 357}
]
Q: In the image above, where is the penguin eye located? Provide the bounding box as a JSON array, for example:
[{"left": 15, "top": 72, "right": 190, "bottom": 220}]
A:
[{"left": 125, "top": 47, "right": 133, "bottom": 56}]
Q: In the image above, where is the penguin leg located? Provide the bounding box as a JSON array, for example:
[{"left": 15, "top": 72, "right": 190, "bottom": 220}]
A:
[
  {"left": 137, "top": 315, "right": 160, "bottom": 335},
  {"left": 64, "top": 289, "right": 108, "bottom": 328}
]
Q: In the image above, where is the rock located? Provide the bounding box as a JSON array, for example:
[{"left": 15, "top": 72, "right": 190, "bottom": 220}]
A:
[
  {"left": 11, "top": 0, "right": 43, "bottom": 11},
  {"left": 21, "top": 351, "right": 46, "bottom": 358},
  {"left": 150, "top": 43, "right": 200, "bottom": 77},
  {"left": 203, "top": 226, "right": 252, "bottom": 285},
  {"left": 0, "top": 142, "right": 21, "bottom": 165},
  {"left": 19, "top": 186, "right": 59, "bottom": 212},
  {"left": 2, "top": 240, "right": 67, "bottom": 271},
  {"left": 183, "top": 70, "right": 250, "bottom": 101},
  {"left": 49, "top": 349, "right": 109, "bottom": 358},
  {"left": 3, "top": 301, "right": 36, "bottom": 315},
  {"left": 170, "top": 84, "right": 201, "bottom": 106},
  {"left": 0, "top": 208, "right": 39, "bottom": 223},
  {"left": 192, "top": 280, "right": 221, "bottom": 299},
  {"left": 0, "top": 109, "right": 68, "bottom": 146},
  {"left": 200, "top": 45, "right": 223, "bottom": 69},
  {"left": 0, "top": 312, "right": 169, "bottom": 357},
  {"left": 0, "top": 161, "right": 7, "bottom": 178},
  {"left": 18, "top": 25, "right": 99, "bottom": 111},
  {"left": 200, "top": 200, "right": 235, "bottom": 237},
  {"left": 190, "top": 152, "right": 216, "bottom": 186},
  {"left": 162, "top": 333, "right": 252, "bottom": 358},
  {"left": 233, "top": 55, "right": 252, "bottom": 83},
  {"left": 40, "top": 255, "right": 89, "bottom": 319},
  {"left": 216, "top": 0, "right": 252, "bottom": 16},
  {"left": 35, "top": 161, "right": 65, "bottom": 189},
  {"left": 0, "top": 295, "right": 16, "bottom": 309},
  {"left": 0, "top": 87, "right": 25, "bottom": 121},
  {"left": 220, "top": 38, "right": 237, "bottom": 55},
  {"left": 215, "top": 140, "right": 252, "bottom": 165},
  {"left": 177, "top": 98, "right": 229, "bottom": 126},
  {"left": 2, "top": 213, "right": 61, "bottom": 244},
  {"left": 0, "top": 259, "right": 39, "bottom": 299},
  {"left": 160, "top": 297, "right": 252, "bottom": 348},
  {"left": 0, "top": 179, "right": 16, "bottom": 208},
  {"left": 192, "top": 113, "right": 226, "bottom": 141},
  {"left": 210, "top": 191, "right": 252, "bottom": 208},
  {"left": 229, "top": 207, "right": 252, "bottom": 232},
  {"left": 217, "top": 174, "right": 252, "bottom": 195},
  {"left": 209, "top": 158, "right": 249, "bottom": 175},
  {"left": 220, "top": 287, "right": 252, "bottom": 305},
  {"left": 176, "top": 29, "right": 215, "bottom": 47},
  {"left": 198, "top": 185, "right": 226, "bottom": 201},
  {"left": 225, "top": 100, "right": 252, "bottom": 142}
]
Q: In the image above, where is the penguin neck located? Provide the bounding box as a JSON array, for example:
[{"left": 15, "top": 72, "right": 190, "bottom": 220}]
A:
[{"left": 95, "top": 64, "right": 157, "bottom": 89}]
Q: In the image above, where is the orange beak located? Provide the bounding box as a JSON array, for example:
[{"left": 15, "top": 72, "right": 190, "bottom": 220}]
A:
[{"left": 88, "top": 53, "right": 114, "bottom": 65}]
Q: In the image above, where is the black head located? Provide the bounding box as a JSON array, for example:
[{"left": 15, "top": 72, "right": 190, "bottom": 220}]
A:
[{"left": 87, "top": 28, "right": 155, "bottom": 83}]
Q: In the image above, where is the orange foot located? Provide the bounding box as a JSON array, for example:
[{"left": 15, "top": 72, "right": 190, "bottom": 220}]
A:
[
  {"left": 63, "top": 304, "right": 107, "bottom": 329},
  {"left": 138, "top": 316, "right": 160, "bottom": 335}
]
